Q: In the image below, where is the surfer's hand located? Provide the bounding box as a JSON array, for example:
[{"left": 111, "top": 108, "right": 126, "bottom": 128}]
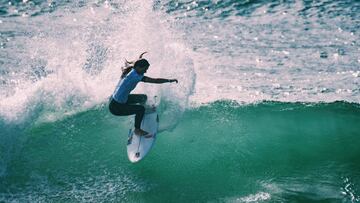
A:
[{"left": 168, "top": 79, "right": 178, "bottom": 83}]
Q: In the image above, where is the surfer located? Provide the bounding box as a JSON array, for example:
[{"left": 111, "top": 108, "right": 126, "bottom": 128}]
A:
[{"left": 109, "top": 52, "right": 178, "bottom": 137}]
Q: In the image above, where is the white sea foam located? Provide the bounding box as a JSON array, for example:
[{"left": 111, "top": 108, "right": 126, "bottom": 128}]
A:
[
  {"left": 0, "top": 0, "right": 195, "bottom": 124},
  {"left": 1, "top": 0, "right": 359, "bottom": 123},
  {"left": 223, "top": 192, "right": 271, "bottom": 203}
]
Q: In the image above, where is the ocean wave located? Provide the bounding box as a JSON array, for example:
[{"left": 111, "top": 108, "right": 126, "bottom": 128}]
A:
[{"left": 1, "top": 99, "right": 359, "bottom": 201}]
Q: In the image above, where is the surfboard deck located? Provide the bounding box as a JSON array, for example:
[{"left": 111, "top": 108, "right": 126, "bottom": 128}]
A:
[{"left": 127, "top": 111, "right": 159, "bottom": 163}]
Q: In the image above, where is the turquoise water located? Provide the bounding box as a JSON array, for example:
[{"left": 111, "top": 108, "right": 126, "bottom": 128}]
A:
[
  {"left": 1, "top": 101, "right": 360, "bottom": 202},
  {"left": 1, "top": 0, "right": 360, "bottom": 202},
  {"left": 0, "top": 102, "right": 360, "bottom": 202}
]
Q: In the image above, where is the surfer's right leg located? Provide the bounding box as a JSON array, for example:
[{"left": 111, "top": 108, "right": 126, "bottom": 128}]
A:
[
  {"left": 127, "top": 94, "right": 147, "bottom": 105},
  {"left": 127, "top": 94, "right": 156, "bottom": 113}
]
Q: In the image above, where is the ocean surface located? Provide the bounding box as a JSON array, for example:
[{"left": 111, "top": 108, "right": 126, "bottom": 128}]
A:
[{"left": 1, "top": 0, "right": 360, "bottom": 202}]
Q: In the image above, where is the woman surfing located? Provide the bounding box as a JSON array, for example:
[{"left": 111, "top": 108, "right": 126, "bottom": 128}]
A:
[{"left": 109, "top": 52, "right": 178, "bottom": 137}]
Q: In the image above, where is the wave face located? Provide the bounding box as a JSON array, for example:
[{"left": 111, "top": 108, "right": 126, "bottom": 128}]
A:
[
  {"left": 1, "top": 101, "right": 360, "bottom": 202},
  {"left": 1, "top": 0, "right": 360, "bottom": 202}
]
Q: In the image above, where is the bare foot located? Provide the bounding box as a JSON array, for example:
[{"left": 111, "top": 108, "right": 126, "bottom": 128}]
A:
[
  {"left": 134, "top": 128, "right": 153, "bottom": 138},
  {"left": 134, "top": 128, "right": 149, "bottom": 136}
]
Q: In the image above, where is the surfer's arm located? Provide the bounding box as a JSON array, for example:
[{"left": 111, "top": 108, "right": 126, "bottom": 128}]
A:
[{"left": 141, "top": 76, "right": 178, "bottom": 84}]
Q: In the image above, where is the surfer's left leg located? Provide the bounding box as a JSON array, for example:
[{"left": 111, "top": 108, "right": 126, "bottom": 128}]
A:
[
  {"left": 128, "top": 94, "right": 155, "bottom": 113},
  {"left": 109, "top": 98, "right": 149, "bottom": 136}
]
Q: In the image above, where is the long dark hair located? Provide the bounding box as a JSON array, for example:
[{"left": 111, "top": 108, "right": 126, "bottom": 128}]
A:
[{"left": 121, "top": 52, "right": 149, "bottom": 78}]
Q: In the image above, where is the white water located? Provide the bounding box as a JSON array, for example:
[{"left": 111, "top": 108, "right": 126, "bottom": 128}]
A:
[
  {"left": 0, "top": 0, "right": 359, "bottom": 121},
  {"left": 0, "top": 0, "right": 195, "bottom": 123}
]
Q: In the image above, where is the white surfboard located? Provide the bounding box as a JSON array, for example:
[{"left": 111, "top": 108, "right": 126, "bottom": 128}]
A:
[{"left": 127, "top": 111, "right": 159, "bottom": 163}]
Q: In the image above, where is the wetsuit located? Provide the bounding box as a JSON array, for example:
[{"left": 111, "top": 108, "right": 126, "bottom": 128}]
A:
[{"left": 109, "top": 69, "right": 147, "bottom": 129}]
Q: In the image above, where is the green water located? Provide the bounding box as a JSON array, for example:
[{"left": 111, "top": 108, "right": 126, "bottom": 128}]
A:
[
  {"left": 1, "top": 101, "right": 360, "bottom": 202},
  {"left": 1, "top": 0, "right": 360, "bottom": 202}
]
